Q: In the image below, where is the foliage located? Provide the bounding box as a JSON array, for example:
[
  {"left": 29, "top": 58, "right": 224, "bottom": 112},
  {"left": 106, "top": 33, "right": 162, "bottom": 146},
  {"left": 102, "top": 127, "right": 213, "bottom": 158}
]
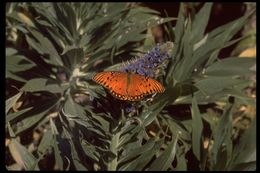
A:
[{"left": 6, "top": 2, "right": 256, "bottom": 171}]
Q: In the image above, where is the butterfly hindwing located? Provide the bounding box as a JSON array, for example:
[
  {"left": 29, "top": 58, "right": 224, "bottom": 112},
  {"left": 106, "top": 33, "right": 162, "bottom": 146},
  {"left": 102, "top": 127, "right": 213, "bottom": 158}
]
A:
[
  {"left": 93, "top": 71, "right": 165, "bottom": 101},
  {"left": 145, "top": 77, "right": 165, "bottom": 94},
  {"left": 130, "top": 74, "right": 164, "bottom": 96}
]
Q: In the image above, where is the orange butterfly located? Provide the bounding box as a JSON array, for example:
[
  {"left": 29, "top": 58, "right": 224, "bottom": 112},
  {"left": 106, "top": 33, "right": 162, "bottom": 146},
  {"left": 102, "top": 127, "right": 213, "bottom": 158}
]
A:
[{"left": 93, "top": 71, "right": 165, "bottom": 101}]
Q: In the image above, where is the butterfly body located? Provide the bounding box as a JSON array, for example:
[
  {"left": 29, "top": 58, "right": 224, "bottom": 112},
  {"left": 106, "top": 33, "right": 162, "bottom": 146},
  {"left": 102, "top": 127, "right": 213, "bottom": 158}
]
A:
[{"left": 93, "top": 71, "right": 165, "bottom": 101}]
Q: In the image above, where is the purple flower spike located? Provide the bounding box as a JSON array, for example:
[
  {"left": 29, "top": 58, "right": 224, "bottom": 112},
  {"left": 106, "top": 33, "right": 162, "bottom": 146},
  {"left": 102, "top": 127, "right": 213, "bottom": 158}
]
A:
[{"left": 121, "top": 42, "right": 174, "bottom": 78}]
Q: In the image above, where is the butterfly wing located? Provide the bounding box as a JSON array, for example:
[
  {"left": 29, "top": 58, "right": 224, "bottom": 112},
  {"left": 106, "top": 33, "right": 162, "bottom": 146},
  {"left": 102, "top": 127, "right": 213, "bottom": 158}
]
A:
[
  {"left": 126, "top": 73, "right": 165, "bottom": 101},
  {"left": 92, "top": 71, "right": 129, "bottom": 100},
  {"left": 93, "top": 71, "right": 165, "bottom": 101}
]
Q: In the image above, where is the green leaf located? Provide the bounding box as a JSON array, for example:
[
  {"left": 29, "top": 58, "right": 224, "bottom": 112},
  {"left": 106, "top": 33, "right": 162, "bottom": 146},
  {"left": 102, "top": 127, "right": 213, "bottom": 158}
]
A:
[
  {"left": 164, "top": 115, "right": 191, "bottom": 142},
  {"left": 226, "top": 88, "right": 256, "bottom": 105},
  {"left": 63, "top": 124, "right": 90, "bottom": 171},
  {"left": 107, "top": 132, "right": 120, "bottom": 171},
  {"left": 14, "top": 109, "right": 56, "bottom": 135},
  {"left": 191, "top": 3, "right": 213, "bottom": 43},
  {"left": 8, "top": 125, "right": 39, "bottom": 170},
  {"left": 6, "top": 54, "right": 36, "bottom": 73},
  {"left": 192, "top": 35, "right": 241, "bottom": 71},
  {"left": 164, "top": 11, "right": 175, "bottom": 42},
  {"left": 191, "top": 97, "right": 203, "bottom": 162},
  {"left": 49, "top": 119, "right": 64, "bottom": 170},
  {"left": 173, "top": 3, "right": 185, "bottom": 46},
  {"left": 84, "top": 49, "right": 110, "bottom": 71},
  {"left": 61, "top": 4, "right": 77, "bottom": 38},
  {"left": 62, "top": 96, "right": 107, "bottom": 138},
  {"left": 70, "top": 142, "right": 88, "bottom": 170},
  {"left": 204, "top": 57, "right": 255, "bottom": 77},
  {"left": 6, "top": 107, "right": 33, "bottom": 123},
  {"left": 139, "top": 100, "right": 167, "bottom": 127},
  {"left": 168, "top": 4, "right": 253, "bottom": 84},
  {"left": 230, "top": 161, "right": 256, "bottom": 171},
  {"left": 63, "top": 93, "right": 86, "bottom": 118},
  {"left": 193, "top": 34, "right": 208, "bottom": 51},
  {"left": 148, "top": 135, "right": 178, "bottom": 171},
  {"left": 11, "top": 97, "right": 59, "bottom": 135},
  {"left": 208, "top": 8, "right": 255, "bottom": 41},
  {"left": 119, "top": 139, "right": 163, "bottom": 171},
  {"left": 5, "top": 49, "right": 36, "bottom": 82},
  {"left": 118, "top": 139, "right": 155, "bottom": 164},
  {"left": 228, "top": 118, "right": 256, "bottom": 170},
  {"left": 52, "top": 135, "right": 64, "bottom": 170},
  {"left": 140, "top": 85, "right": 181, "bottom": 126},
  {"left": 173, "top": 148, "right": 187, "bottom": 171},
  {"left": 37, "top": 129, "right": 53, "bottom": 155},
  {"left": 195, "top": 77, "right": 249, "bottom": 95},
  {"left": 167, "top": 3, "right": 212, "bottom": 84},
  {"left": 121, "top": 130, "right": 143, "bottom": 154},
  {"left": 6, "top": 47, "right": 18, "bottom": 56},
  {"left": 8, "top": 11, "right": 36, "bottom": 27},
  {"left": 205, "top": 10, "right": 254, "bottom": 66},
  {"left": 211, "top": 101, "right": 234, "bottom": 165},
  {"left": 118, "top": 123, "right": 142, "bottom": 148},
  {"left": 91, "top": 113, "right": 110, "bottom": 133},
  {"left": 143, "top": 29, "right": 156, "bottom": 49},
  {"left": 6, "top": 91, "right": 23, "bottom": 114},
  {"left": 201, "top": 110, "right": 219, "bottom": 136},
  {"left": 175, "top": 80, "right": 253, "bottom": 105},
  {"left": 81, "top": 141, "right": 100, "bottom": 162},
  {"left": 26, "top": 28, "right": 63, "bottom": 66},
  {"left": 6, "top": 71, "right": 26, "bottom": 82},
  {"left": 22, "top": 78, "right": 63, "bottom": 93},
  {"left": 63, "top": 48, "right": 84, "bottom": 70},
  {"left": 175, "top": 17, "right": 193, "bottom": 82}
]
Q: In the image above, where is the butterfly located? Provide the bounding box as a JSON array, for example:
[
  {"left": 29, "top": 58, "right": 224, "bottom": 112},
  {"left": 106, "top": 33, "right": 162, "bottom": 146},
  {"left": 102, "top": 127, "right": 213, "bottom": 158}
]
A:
[{"left": 92, "top": 71, "right": 165, "bottom": 101}]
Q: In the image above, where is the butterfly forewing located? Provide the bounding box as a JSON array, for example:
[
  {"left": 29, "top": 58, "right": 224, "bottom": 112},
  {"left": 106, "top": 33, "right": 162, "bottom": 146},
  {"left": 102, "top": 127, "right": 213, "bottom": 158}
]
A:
[
  {"left": 93, "top": 71, "right": 129, "bottom": 99},
  {"left": 93, "top": 71, "right": 165, "bottom": 101}
]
